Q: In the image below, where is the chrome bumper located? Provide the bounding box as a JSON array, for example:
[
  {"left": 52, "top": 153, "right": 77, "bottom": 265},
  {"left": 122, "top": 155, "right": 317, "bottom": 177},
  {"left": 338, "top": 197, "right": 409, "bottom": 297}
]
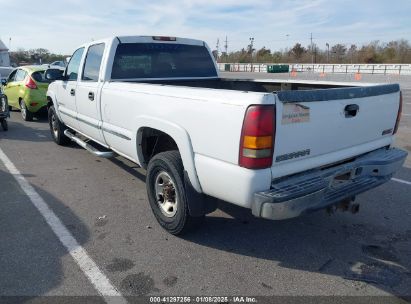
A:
[{"left": 252, "top": 148, "right": 407, "bottom": 220}]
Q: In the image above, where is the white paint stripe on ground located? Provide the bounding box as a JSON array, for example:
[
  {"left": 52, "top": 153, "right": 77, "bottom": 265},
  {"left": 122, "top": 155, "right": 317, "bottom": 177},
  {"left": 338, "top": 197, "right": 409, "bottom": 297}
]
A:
[
  {"left": 0, "top": 147, "right": 127, "bottom": 304},
  {"left": 392, "top": 177, "right": 411, "bottom": 186},
  {"left": 403, "top": 113, "right": 411, "bottom": 116}
]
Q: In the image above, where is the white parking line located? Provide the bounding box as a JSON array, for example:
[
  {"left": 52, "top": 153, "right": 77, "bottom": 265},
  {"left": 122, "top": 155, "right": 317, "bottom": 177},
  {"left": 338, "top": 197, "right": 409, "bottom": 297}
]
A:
[
  {"left": 392, "top": 177, "right": 411, "bottom": 186},
  {"left": 403, "top": 113, "right": 411, "bottom": 116},
  {"left": 0, "top": 148, "right": 127, "bottom": 304}
]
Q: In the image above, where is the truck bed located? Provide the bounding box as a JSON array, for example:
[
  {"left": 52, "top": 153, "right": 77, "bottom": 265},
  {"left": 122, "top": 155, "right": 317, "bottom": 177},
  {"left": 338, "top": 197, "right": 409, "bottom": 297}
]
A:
[{"left": 134, "top": 78, "right": 355, "bottom": 93}]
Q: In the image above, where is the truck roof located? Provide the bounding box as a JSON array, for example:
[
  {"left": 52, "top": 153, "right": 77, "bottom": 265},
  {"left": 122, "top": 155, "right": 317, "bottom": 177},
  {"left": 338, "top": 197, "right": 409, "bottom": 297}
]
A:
[{"left": 77, "top": 36, "right": 205, "bottom": 50}]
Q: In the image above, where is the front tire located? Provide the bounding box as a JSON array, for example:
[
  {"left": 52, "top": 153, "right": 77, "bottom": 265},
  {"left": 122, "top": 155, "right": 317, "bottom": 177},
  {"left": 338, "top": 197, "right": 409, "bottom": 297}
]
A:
[
  {"left": 146, "top": 151, "right": 203, "bottom": 235},
  {"left": 48, "top": 106, "right": 70, "bottom": 145},
  {"left": 20, "top": 99, "right": 33, "bottom": 121}
]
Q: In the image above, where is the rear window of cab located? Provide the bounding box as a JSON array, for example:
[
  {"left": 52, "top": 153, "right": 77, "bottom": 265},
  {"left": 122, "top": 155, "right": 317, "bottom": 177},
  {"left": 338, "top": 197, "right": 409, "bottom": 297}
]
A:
[{"left": 111, "top": 43, "right": 217, "bottom": 79}]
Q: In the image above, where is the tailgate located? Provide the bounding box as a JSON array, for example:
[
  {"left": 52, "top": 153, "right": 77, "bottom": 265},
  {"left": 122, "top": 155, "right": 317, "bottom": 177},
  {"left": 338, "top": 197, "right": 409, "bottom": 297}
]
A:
[{"left": 272, "top": 84, "right": 401, "bottom": 177}]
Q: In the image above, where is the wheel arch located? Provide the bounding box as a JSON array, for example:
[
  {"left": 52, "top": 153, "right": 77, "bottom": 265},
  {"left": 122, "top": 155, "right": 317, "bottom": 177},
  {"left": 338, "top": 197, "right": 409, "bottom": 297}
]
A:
[
  {"left": 135, "top": 116, "right": 202, "bottom": 193},
  {"left": 46, "top": 93, "right": 63, "bottom": 121}
]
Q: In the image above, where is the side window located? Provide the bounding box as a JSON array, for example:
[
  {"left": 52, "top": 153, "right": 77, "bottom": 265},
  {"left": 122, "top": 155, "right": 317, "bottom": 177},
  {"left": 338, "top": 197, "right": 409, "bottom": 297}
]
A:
[
  {"left": 7, "top": 70, "right": 17, "bottom": 82},
  {"left": 66, "top": 48, "right": 85, "bottom": 81},
  {"left": 15, "top": 70, "right": 28, "bottom": 82},
  {"left": 82, "top": 43, "right": 105, "bottom": 81}
]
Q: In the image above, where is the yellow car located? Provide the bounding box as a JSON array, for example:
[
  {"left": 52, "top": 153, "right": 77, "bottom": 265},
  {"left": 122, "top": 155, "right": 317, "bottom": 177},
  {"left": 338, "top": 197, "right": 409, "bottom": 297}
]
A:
[{"left": 2, "top": 66, "right": 51, "bottom": 121}]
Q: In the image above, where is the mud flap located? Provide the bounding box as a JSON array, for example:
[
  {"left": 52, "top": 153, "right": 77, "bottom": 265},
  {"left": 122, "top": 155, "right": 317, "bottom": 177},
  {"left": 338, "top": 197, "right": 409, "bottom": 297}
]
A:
[{"left": 184, "top": 171, "right": 218, "bottom": 216}]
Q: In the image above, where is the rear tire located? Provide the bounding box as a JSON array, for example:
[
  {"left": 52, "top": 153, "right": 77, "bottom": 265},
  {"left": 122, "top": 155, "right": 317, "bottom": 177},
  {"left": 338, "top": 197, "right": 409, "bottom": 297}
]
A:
[
  {"left": 1, "top": 119, "right": 7, "bottom": 131},
  {"left": 48, "top": 106, "right": 70, "bottom": 145},
  {"left": 146, "top": 151, "right": 203, "bottom": 235},
  {"left": 20, "top": 99, "right": 33, "bottom": 121}
]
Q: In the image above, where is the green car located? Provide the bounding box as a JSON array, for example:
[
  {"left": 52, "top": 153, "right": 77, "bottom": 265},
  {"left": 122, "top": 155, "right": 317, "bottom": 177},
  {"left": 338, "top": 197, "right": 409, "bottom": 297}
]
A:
[{"left": 2, "top": 66, "right": 51, "bottom": 121}]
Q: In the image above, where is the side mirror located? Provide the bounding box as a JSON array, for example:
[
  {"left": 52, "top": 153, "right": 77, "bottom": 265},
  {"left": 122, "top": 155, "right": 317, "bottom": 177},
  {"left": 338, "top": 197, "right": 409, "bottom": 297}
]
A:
[
  {"left": 1, "top": 79, "right": 7, "bottom": 86},
  {"left": 44, "top": 68, "right": 65, "bottom": 81}
]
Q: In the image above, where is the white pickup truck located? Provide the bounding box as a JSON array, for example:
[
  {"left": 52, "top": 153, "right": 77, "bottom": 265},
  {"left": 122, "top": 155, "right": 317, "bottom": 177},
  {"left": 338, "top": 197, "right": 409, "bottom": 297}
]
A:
[{"left": 45, "top": 35, "right": 407, "bottom": 235}]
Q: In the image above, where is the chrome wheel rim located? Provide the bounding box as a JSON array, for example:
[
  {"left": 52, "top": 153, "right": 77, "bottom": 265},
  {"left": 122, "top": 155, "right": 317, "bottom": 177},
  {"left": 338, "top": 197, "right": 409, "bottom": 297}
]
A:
[
  {"left": 154, "top": 171, "right": 178, "bottom": 217},
  {"left": 20, "top": 101, "right": 26, "bottom": 119},
  {"left": 51, "top": 113, "right": 58, "bottom": 138}
]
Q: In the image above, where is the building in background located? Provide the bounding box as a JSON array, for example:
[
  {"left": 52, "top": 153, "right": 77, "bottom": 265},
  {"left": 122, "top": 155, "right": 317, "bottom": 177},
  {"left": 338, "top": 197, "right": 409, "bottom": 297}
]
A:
[
  {"left": 0, "top": 39, "right": 10, "bottom": 67},
  {"left": 0, "top": 39, "right": 13, "bottom": 81}
]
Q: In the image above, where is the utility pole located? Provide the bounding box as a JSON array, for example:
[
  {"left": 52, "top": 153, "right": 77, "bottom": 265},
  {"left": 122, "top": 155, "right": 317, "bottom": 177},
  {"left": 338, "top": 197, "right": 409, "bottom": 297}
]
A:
[
  {"left": 310, "top": 33, "right": 313, "bottom": 64},
  {"left": 216, "top": 38, "right": 220, "bottom": 61},
  {"left": 286, "top": 34, "right": 290, "bottom": 50},
  {"left": 224, "top": 36, "right": 228, "bottom": 61},
  {"left": 249, "top": 37, "right": 254, "bottom": 70},
  {"left": 326, "top": 43, "right": 330, "bottom": 63},
  {"left": 9, "top": 37, "right": 11, "bottom": 50}
]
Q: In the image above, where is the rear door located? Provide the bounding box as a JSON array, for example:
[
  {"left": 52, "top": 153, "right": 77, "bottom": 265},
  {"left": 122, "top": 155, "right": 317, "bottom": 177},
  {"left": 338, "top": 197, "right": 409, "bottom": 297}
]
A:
[
  {"left": 272, "top": 85, "right": 401, "bottom": 178},
  {"left": 5, "top": 69, "right": 27, "bottom": 107},
  {"left": 14, "top": 69, "right": 28, "bottom": 108},
  {"left": 75, "top": 43, "right": 106, "bottom": 145},
  {"left": 57, "top": 47, "right": 84, "bottom": 130}
]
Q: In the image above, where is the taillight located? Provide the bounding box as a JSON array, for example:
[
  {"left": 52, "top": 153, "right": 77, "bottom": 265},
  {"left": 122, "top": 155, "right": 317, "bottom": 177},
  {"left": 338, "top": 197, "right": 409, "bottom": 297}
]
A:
[
  {"left": 25, "top": 76, "right": 38, "bottom": 89},
  {"left": 239, "top": 105, "right": 275, "bottom": 169},
  {"left": 393, "top": 91, "right": 402, "bottom": 134},
  {"left": 152, "top": 36, "right": 176, "bottom": 41}
]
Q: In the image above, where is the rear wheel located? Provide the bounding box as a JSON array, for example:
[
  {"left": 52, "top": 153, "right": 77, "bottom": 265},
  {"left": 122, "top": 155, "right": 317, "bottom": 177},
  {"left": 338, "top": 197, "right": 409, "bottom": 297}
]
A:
[
  {"left": 48, "top": 106, "right": 70, "bottom": 145},
  {"left": 20, "top": 99, "right": 33, "bottom": 121},
  {"left": 146, "top": 151, "right": 203, "bottom": 235},
  {"left": 1, "top": 119, "right": 7, "bottom": 131}
]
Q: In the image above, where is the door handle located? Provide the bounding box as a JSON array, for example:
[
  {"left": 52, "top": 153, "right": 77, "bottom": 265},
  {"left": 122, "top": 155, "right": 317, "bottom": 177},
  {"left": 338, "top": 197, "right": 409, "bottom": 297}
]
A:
[
  {"left": 70, "top": 89, "right": 75, "bottom": 96},
  {"left": 344, "top": 104, "right": 359, "bottom": 118},
  {"left": 88, "top": 92, "right": 95, "bottom": 101}
]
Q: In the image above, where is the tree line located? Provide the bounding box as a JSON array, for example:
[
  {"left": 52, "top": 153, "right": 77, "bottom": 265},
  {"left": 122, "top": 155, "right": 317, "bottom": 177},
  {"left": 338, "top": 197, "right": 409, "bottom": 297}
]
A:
[
  {"left": 216, "top": 39, "right": 411, "bottom": 64},
  {"left": 9, "top": 48, "right": 68, "bottom": 66},
  {"left": 9, "top": 39, "right": 411, "bottom": 66}
]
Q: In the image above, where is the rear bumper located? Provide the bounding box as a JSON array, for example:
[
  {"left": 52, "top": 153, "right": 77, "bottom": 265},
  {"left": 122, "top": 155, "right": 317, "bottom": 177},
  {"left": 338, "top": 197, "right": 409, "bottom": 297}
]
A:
[
  {"left": 24, "top": 90, "right": 48, "bottom": 112},
  {"left": 26, "top": 103, "right": 47, "bottom": 113},
  {"left": 252, "top": 148, "right": 407, "bottom": 220}
]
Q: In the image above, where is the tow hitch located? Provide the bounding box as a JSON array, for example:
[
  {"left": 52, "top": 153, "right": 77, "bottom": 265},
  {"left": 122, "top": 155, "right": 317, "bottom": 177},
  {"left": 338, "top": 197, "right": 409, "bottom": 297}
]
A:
[{"left": 326, "top": 196, "right": 360, "bottom": 215}]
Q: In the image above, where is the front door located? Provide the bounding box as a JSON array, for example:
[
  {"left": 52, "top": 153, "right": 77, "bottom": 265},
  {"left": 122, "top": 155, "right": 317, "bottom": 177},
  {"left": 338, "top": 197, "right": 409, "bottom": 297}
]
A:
[
  {"left": 75, "top": 43, "right": 106, "bottom": 145},
  {"left": 3, "top": 70, "right": 19, "bottom": 107},
  {"left": 57, "top": 47, "right": 84, "bottom": 131}
]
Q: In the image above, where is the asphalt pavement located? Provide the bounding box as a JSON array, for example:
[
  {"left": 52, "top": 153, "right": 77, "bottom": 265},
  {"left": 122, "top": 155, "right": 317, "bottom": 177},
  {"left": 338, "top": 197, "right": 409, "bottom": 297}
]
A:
[{"left": 0, "top": 72, "right": 410, "bottom": 303}]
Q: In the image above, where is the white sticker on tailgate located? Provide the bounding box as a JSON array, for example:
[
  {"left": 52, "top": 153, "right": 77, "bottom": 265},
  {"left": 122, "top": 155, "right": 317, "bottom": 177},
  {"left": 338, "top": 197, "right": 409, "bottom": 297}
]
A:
[{"left": 282, "top": 104, "right": 310, "bottom": 124}]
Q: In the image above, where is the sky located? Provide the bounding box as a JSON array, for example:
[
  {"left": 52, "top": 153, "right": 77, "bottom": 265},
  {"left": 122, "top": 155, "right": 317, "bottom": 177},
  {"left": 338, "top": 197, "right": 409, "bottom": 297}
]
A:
[{"left": 0, "top": 0, "right": 410, "bottom": 55}]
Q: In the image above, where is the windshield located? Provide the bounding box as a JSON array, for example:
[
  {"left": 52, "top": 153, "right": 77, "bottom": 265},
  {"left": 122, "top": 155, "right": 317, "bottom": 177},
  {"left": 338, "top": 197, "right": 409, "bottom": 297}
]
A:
[{"left": 111, "top": 43, "right": 217, "bottom": 79}]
